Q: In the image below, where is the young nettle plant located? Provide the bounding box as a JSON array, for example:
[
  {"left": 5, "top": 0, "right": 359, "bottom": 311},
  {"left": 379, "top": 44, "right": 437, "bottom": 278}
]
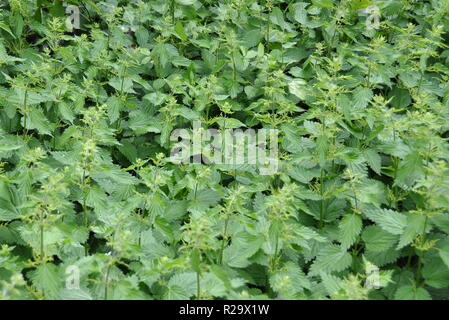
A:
[
  {"left": 217, "top": 185, "right": 248, "bottom": 265},
  {"left": 181, "top": 211, "right": 220, "bottom": 300}
]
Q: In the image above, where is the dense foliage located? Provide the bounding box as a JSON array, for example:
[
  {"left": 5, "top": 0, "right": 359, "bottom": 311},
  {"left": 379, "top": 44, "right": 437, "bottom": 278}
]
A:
[{"left": 1, "top": 0, "right": 449, "bottom": 300}]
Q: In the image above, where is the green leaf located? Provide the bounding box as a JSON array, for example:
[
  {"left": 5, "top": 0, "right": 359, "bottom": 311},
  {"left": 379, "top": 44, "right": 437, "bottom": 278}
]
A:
[
  {"left": 363, "top": 149, "right": 382, "bottom": 175},
  {"left": 438, "top": 247, "right": 449, "bottom": 269},
  {"left": 60, "top": 288, "right": 93, "bottom": 300},
  {"left": 397, "top": 214, "right": 426, "bottom": 249},
  {"left": 339, "top": 214, "right": 362, "bottom": 249},
  {"left": 291, "top": 2, "right": 310, "bottom": 25},
  {"left": 352, "top": 87, "right": 373, "bottom": 110},
  {"left": 174, "top": 21, "right": 187, "bottom": 41},
  {"left": 165, "top": 272, "right": 197, "bottom": 299},
  {"left": 312, "top": 0, "right": 334, "bottom": 8},
  {"left": 422, "top": 256, "right": 449, "bottom": 288},
  {"left": 289, "top": 79, "right": 308, "bottom": 100},
  {"left": 241, "top": 29, "right": 263, "bottom": 48},
  {"left": 395, "top": 285, "right": 432, "bottom": 300},
  {"left": 176, "top": 0, "right": 196, "bottom": 5},
  {"left": 310, "top": 244, "right": 352, "bottom": 275},
  {"left": 364, "top": 207, "right": 407, "bottom": 235},
  {"left": 191, "top": 248, "right": 201, "bottom": 274},
  {"left": 0, "top": 23, "right": 16, "bottom": 38},
  {"left": 29, "top": 263, "right": 61, "bottom": 299},
  {"left": 270, "top": 261, "right": 310, "bottom": 297},
  {"left": 0, "top": 198, "right": 20, "bottom": 221},
  {"left": 84, "top": 0, "right": 103, "bottom": 16},
  {"left": 395, "top": 152, "right": 424, "bottom": 187},
  {"left": 316, "top": 135, "right": 329, "bottom": 166},
  {"left": 223, "top": 232, "right": 264, "bottom": 268},
  {"left": 23, "top": 109, "right": 54, "bottom": 136},
  {"left": 362, "top": 225, "right": 398, "bottom": 252}
]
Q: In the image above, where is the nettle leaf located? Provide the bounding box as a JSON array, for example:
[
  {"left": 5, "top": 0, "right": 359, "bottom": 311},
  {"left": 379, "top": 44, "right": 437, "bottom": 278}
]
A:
[
  {"left": 422, "top": 256, "right": 449, "bottom": 288},
  {"left": 92, "top": 166, "right": 139, "bottom": 185},
  {"left": 289, "top": 79, "right": 308, "bottom": 100},
  {"left": 291, "top": 2, "right": 310, "bottom": 24},
  {"left": 270, "top": 7, "right": 290, "bottom": 31},
  {"left": 397, "top": 214, "right": 426, "bottom": 249},
  {"left": 439, "top": 247, "right": 449, "bottom": 269},
  {"left": 362, "top": 225, "right": 398, "bottom": 252},
  {"left": 109, "top": 77, "right": 135, "bottom": 94},
  {"left": 364, "top": 207, "right": 407, "bottom": 235},
  {"left": 395, "top": 285, "right": 431, "bottom": 300},
  {"left": 106, "top": 96, "right": 123, "bottom": 123},
  {"left": 315, "top": 135, "right": 329, "bottom": 166},
  {"left": 242, "top": 29, "right": 263, "bottom": 48},
  {"left": 389, "top": 87, "right": 411, "bottom": 109},
  {"left": 223, "top": 232, "right": 264, "bottom": 268},
  {"left": 165, "top": 272, "right": 197, "bottom": 299},
  {"left": 270, "top": 262, "right": 310, "bottom": 297},
  {"left": 0, "top": 198, "right": 20, "bottom": 221},
  {"left": 363, "top": 149, "right": 382, "bottom": 175},
  {"left": 29, "top": 263, "right": 62, "bottom": 299},
  {"left": 312, "top": 0, "right": 334, "bottom": 9},
  {"left": 358, "top": 179, "right": 388, "bottom": 206},
  {"left": 432, "top": 214, "right": 449, "bottom": 234},
  {"left": 176, "top": 0, "right": 196, "bottom": 5},
  {"left": 309, "top": 244, "right": 352, "bottom": 275},
  {"left": 23, "top": 109, "right": 54, "bottom": 135},
  {"left": 60, "top": 288, "right": 93, "bottom": 300},
  {"left": 338, "top": 214, "right": 362, "bottom": 249},
  {"left": 395, "top": 151, "right": 424, "bottom": 187},
  {"left": 57, "top": 102, "right": 75, "bottom": 123},
  {"left": 352, "top": 87, "right": 373, "bottom": 110},
  {"left": 175, "top": 107, "right": 200, "bottom": 121}
]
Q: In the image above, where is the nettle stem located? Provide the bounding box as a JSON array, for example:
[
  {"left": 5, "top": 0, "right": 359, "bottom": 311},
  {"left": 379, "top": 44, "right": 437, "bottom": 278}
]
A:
[
  {"left": 23, "top": 90, "right": 28, "bottom": 137},
  {"left": 81, "top": 160, "right": 89, "bottom": 256},
  {"left": 271, "top": 235, "right": 279, "bottom": 271},
  {"left": 266, "top": 10, "right": 271, "bottom": 46},
  {"left": 417, "top": 214, "right": 429, "bottom": 286},
  {"left": 351, "top": 180, "right": 359, "bottom": 213},
  {"left": 219, "top": 216, "right": 230, "bottom": 265},
  {"left": 104, "top": 250, "right": 116, "bottom": 300},
  {"left": 231, "top": 50, "right": 237, "bottom": 81},
  {"left": 392, "top": 156, "right": 399, "bottom": 209},
  {"left": 104, "top": 263, "right": 111, "bottom": 300},
  {"left": 196, "top": 271, "right": 201, "bottom": 300},
  {"left": 366, "top": 63, "right": 371, "bottom": 87},
  {"left": 319, "top": 168, "right": 325, "bottom": 228},
  {"left": 40, "top": 212, "right": 45, "bottom": 260},
  {"left": 193, "top": 181, "right": 198, "bottom": 201},
  {"left": 170, "top": 0, "right": 175, "bottom": 24}
]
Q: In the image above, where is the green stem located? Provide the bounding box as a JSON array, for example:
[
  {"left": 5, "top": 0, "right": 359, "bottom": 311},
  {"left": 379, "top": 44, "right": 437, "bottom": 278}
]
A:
[
  {"left": 104, "top": 253, "right": 115, "bottom": 300},
  {"left": 170, "top": 0, "right": 175, "bottom": 24},
  {"left": 319, "top": 168, "right": 325, "bottom": 228},
  {"left": 416, "top": 215, "right": 429, "bottom": 286},
  {"left": 23, "top": 90, "right": 28, "bottom": 137},
  {"left": 219, "top": 216, "right": 230, "bottom": 264},
  {"left": 417, "top": 71, "right": 424, "bottom": 96},
  {"left": 196, "top": 272, "right": 201, "bottom": 300},
  {"left": 270, "top": 232, "right": 279, "bottom": 272},
  {"left": 231, "top": 50, "right": 237, "bottom": 81},
  {"left": 40, "top": 220, "right": 44, "bottom": 259}
]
